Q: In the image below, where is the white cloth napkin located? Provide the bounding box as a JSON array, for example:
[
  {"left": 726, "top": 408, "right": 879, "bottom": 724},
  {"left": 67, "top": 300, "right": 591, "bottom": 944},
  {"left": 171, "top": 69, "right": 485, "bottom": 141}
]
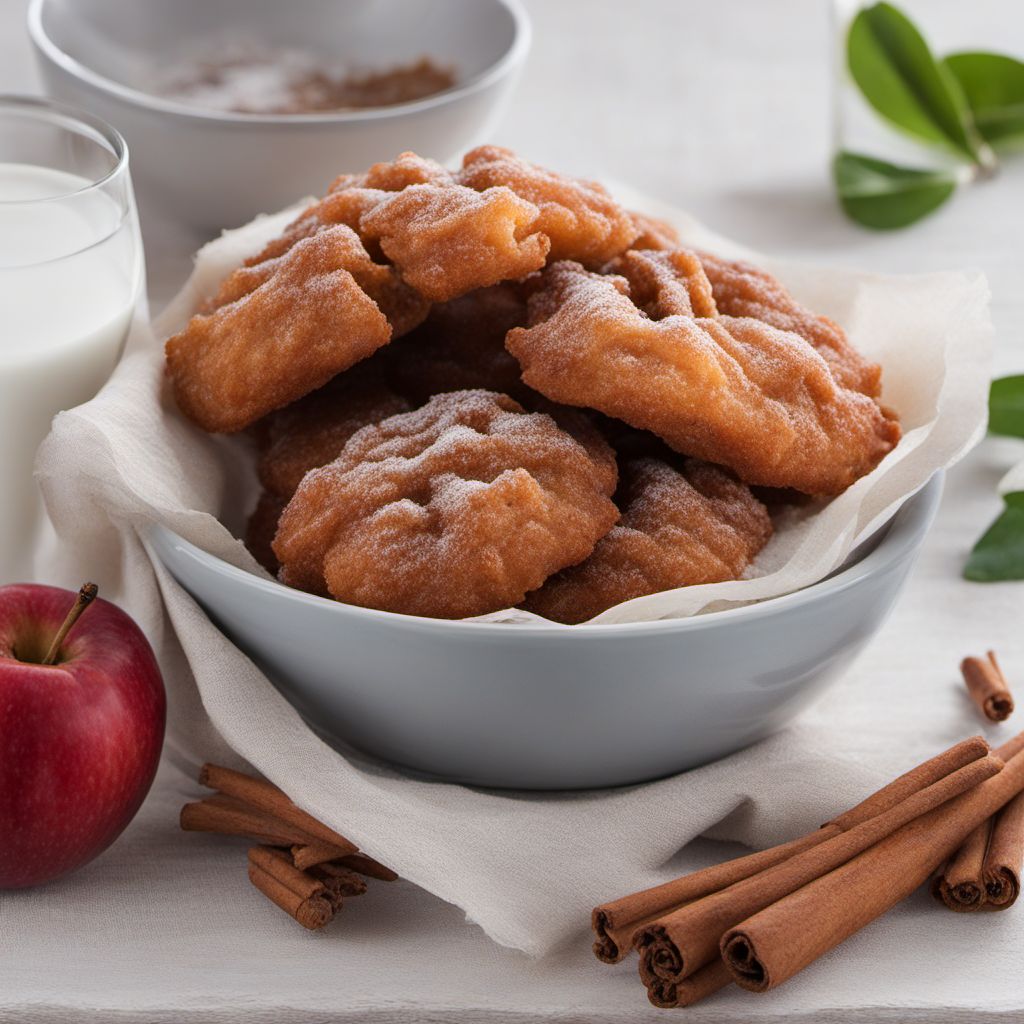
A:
[{"left": 34, "top": 194, "right": 992, "bottom": 956}]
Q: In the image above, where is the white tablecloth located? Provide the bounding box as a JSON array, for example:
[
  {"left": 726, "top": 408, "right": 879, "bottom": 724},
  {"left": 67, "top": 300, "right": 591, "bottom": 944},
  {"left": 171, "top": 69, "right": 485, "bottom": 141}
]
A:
[{"left": 3, "top": 0, "right": 1024, "bottom": 1019}]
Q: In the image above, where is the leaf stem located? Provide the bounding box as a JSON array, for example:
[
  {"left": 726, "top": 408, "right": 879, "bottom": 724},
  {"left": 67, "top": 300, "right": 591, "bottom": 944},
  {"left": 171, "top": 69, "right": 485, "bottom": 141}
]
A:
[{"left": 971, "top": 143, "right": 1000, "bottom": 180}]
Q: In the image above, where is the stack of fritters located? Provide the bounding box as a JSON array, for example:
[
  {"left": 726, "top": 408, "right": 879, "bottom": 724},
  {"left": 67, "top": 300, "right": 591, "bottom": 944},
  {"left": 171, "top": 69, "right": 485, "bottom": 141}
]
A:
[{"left": 165, "top": 147, "right": 901, "bottom": 622}]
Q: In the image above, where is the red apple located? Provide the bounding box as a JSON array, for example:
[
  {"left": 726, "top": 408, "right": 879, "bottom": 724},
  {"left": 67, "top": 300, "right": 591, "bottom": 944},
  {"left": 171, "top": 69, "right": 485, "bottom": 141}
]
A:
[{"left": 0, "top": 582, "right": 165, "bottom": 888}]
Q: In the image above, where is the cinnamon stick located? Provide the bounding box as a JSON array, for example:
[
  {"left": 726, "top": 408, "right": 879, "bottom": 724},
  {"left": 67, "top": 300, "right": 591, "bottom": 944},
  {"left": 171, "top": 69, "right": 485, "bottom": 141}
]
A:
[
  {"left": 934, "top": 788, "right": 1024, "bottom": 912},
  {"left": 333, "top": 852, "right": 399, "bottom": 882},
  {"left": 635, "top": 754, "right": 1002, "bottom": 1005},
  {"left": 591, "top": 735, "right": 990, "bottom": 963},
  {"left": 247, "top": 846, "right": 334, "bottom": 929},
  {"left": 997, "top": 731, "right": 1024, "bottom": 761},
  {"left": 930, "top": 731, "right": 1024, "bottom": 910},
  {"left": 931, "top": 818, "right": 992, "bottom": 911},
  {"left": 646, "top": 958, "right": 733, "bottom": 1009},
  {"left": 290, "top": 843, "right": 398, "bottom": 880},
  {"left": 181, "top": 794, "right": 322, "bottom": 847},
  {"left": 310, "top": 861, "right": 368, "bottom": 906},
  {"left": 980, "top": 790, "right": 1024, "bottom": 909},
  {"left": 962, "top": 651, "right": 1014, "bottom": 722},
  {"left": 721, "top": 739, "right": 1024, "bottom": 993},
  {"left": 291, "top": 841, "right": 357, "bottom": 871},
  {"left": 199, "top": 763, "right": 358, "bottom": 856}
]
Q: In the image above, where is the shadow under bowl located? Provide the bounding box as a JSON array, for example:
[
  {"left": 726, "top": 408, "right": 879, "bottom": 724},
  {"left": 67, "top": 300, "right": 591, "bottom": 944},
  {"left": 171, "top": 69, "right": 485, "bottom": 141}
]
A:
[{"left": 149, "top": 474, "right": 942, "bottom": 790}]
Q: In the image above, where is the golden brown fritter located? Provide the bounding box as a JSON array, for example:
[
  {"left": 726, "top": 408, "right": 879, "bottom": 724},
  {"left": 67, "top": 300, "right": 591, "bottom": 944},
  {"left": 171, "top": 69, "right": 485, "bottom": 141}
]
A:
[
  {"left": 380, "top": 283, "right": 618, "bottom": 495},
  {"left": 358, "top": 182, "right": 549, "bottom": 302},
  {"left": 459, "top": 145, "right": 638, "bottom": 266},
  {"left": 629, "top": 211, "right": 682, "bottom": 251},
  {"left": 505, "top": 261, "right": 900, "bottom": 496},
  {"left": 272, "top": 390, "right": 620, "bottom": 618},
  {"left": 697, "top": 251, "right": 882, "bottom": 397},
  {"left": 214, "top": 223, "right": 428, "bottom": 338},
  {"left": 163, "top": 148, "right": 905, "bottom": 624},
  {"left": 524, "top": 457, "right": 772, "bottom": 624},
  {"left": 166, "top": 228, "right": 396, "bottom": 433},
  {"left": 604, "top": 248, "right": 717, "bottom": 318},
  {"left": 246, "top": 151, "right": 452, "bottom": 266},
  {"left": 256, "top": 363, "right": 412, "bottom": 499},
  {"left": 252, "top": 151, "right": 552, "bottom": 303}
]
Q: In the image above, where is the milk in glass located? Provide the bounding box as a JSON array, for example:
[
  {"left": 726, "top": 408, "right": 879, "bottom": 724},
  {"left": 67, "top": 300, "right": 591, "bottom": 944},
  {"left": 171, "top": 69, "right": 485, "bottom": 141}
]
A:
[{"left": 0, "top": 163, "right": 140, "bottom": 579}]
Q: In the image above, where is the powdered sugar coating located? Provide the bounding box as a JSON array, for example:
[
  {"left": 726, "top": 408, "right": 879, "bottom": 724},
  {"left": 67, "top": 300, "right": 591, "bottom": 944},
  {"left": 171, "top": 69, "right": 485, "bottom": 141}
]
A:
[
  {"left": 244, "top": 147, "right": 642, "bottom": 312},
  {"left": 245, "top": 189, "right": 383, "bottom": 266},
  {"left": 359, "top": 183, "right": 549, "bottom": 302},
  {"left": 234, "top": 222, "right": 427, "bottom": 338},
  {"left": 250, "top": 153, "right": 453, "bottom": 264},
  {"left": 331, "top": 151, "right": 453, "bottom": 192},
  {"left": 697, "top": 251, "right": 881, "bottom": 397},
  {"left": 381, "top": 284, "right": 617, "bottom": 495},
  {"left": 629, "top": 211, "right": 682, "bottom": 251},
  {"left": 272, "top": 390, "right": 620, "bottom": 618},
  {"left": 256, "top": 362, "right": 411, "bottom": 498},
  {"left": 506, "top": 261, "right": 900, "bottom": 495},
  {"left": 605, "top": 248, "right": 718, "bottom": 318},
  {"left": 166, "top": 229, "right": 393, "bottom": 432},
  {"left": 525, "top": 399, "right": 618, "bottom": 499},
  {"left": 252, "top": 151, "right": 554, "bottom": 304},
  {"left": 523, "top": 457, "right": 772, "bottom": 624},
  {"left": 459, "top": 146, "right": 638, "bottom": 266}
]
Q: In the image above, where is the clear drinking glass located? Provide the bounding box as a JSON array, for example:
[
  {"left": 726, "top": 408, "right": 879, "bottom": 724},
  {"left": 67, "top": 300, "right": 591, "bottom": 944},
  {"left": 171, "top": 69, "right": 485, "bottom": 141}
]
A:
[{"left": 0, "top": 96, "right": 143, "bottom": 581}]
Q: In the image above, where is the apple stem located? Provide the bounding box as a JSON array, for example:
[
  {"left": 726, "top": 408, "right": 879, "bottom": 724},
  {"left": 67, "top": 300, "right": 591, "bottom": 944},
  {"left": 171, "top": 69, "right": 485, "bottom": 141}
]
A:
[{"left": 41, "top": 583, "right": 99, "bottom": 666}]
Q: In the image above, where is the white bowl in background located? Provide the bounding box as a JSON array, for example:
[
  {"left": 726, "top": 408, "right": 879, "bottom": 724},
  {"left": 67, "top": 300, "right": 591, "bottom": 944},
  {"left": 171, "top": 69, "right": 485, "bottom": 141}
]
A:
[
  {"left": 29, "top": 0, "right": 530, "bottom": 230},
  {"left": 149, "top": 475, "right": 942, "bottom": 791}
]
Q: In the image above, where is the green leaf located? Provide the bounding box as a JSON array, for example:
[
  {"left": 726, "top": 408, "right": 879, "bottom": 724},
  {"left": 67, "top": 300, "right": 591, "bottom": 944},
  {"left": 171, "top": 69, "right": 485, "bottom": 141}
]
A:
[
  {"left": 990, "top": 376, "right": 1024, "bottom": 438},
  {"left": 945, "top": 51, "right": 1024, "bottom": 149},
  {"left": 847, "top": 3, "right": 987, "bottom": 163},
  {"left": 833, "top": 151, "right": 957, "bottom": 229},
  {"left": 964, "top": 492, "right": 1024, "bottom": 581}
]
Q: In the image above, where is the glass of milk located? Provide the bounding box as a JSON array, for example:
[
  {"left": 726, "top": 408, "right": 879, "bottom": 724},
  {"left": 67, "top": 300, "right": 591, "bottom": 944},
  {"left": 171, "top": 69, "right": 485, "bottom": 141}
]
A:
[{"left": 0, "top": 96, "right": 143, "bottom": 581}]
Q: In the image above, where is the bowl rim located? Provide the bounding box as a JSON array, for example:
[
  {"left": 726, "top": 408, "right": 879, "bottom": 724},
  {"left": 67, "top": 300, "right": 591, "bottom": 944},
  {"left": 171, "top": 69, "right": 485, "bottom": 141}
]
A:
[
  {"left": 27, "top": 0, "right": 531, "bottom": 125},
  {"left": 149, "top": 472, "right": 942, "bottom": 639}
]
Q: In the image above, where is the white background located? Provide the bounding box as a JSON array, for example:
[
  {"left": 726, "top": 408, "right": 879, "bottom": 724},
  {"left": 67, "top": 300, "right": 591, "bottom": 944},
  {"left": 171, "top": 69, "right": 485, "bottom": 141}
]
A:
[{"left": 2, "top": 0, "right": 1024, "bottom": 1020}]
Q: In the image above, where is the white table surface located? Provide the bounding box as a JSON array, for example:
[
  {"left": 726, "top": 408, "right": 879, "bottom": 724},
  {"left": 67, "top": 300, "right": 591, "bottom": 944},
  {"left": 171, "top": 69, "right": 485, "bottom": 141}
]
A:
[{"left": 3, "top": 1, "right": 1024, "bottom": 1020}]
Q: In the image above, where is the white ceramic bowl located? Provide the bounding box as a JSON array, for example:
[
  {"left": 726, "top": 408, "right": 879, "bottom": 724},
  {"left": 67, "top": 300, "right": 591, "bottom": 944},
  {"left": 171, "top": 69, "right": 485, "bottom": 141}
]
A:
[
  {"left": 29, "top": 0, "right": 530, "bottom": 229},
  {"left": 149, "top": 475, "right": 942, "bottom": 791}
]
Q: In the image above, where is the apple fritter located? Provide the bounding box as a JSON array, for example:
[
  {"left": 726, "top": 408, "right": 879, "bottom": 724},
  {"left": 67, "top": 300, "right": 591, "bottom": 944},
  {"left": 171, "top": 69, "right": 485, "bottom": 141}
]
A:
[
  {"left": 251, "top": 151, "right": 552, "bottom": 303},
  {"left": 604, "top": 248, "right": 717, "bottom": 318},
  {"left": 506, "top": 260, "right": 900, "bottom": 496},
  {"left": 358, "top": 182, "right": 549, "bottom": 302},
  {"left": 697, "top": 251, "right": 882, "bottom": 397},
  {"left": 272, "top": 390, "right": 620, "bottom": 618},
  {"left": 459, "top": 145, "right": 638, "bottom": 266},
  {"left": 524, "top": 457, "right": 772, "bottom": 624},
  {"left": 256, "top": 363, "right": 412, "bottom": 499},
  {"left": 247, "top": 152, "right": 453, "bottom": 266},
  {"left": 166, "top": 227, "right": 397, "bottom": 433},
  {"left": 213, "top": 223, "right": 428, "bottom": 338},
  {"left": 629, "top": 210, "right": 682, "bottom": 251}
]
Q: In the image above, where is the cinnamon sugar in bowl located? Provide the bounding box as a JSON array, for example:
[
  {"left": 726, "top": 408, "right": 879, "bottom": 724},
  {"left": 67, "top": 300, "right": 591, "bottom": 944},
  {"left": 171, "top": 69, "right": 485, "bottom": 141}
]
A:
[{"left": 29, "top": 0, "right": 530, "bottom": 229}]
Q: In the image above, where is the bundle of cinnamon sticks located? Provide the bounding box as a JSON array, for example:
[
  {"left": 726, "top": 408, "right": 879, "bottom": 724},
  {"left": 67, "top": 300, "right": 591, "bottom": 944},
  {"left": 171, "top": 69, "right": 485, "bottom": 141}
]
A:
[
  {"left": 180, "top": 763, "right": 397, "bottom": 929},
  {"left": 592, "top": 731, "right": 1024, "bottom": 1008}
]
